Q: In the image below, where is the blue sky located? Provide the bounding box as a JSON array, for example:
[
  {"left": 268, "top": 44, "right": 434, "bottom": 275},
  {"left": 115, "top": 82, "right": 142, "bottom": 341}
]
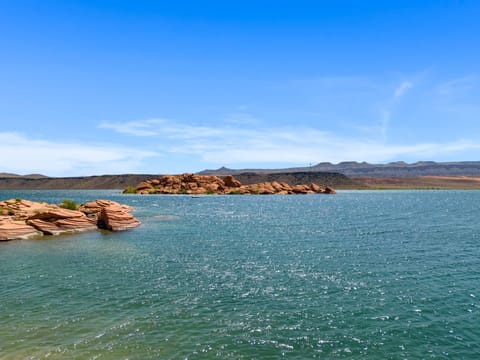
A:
[{"left": 1, "top": 0, "right": 480, "bottom": 176}]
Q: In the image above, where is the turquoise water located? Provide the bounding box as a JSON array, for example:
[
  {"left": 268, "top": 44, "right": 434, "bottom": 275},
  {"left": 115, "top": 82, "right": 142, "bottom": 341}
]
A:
[{"left": 1, "top": 190, "right": 480, "bottom": 359}]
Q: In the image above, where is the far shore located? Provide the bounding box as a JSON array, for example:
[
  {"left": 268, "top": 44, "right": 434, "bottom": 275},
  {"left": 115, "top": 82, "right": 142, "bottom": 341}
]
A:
[
  {"left": 339, "top": 176, "right": 480, "bottom": 190},
  {"left": 2, "top": 174, "right": 480, "bottom": 190}
]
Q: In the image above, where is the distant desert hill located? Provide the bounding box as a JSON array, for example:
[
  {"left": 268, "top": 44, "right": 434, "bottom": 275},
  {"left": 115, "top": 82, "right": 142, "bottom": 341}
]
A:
[
  {"left": 0, "top": 173, "right": 48, "bottom": 179},
  {"left": 0, "top": 174, "right": 162, "bottom": 190},
  {"left": 200, "top": 161, "right": 480, "bottom": 177},
  {"left": 2, "top": 161, "right": 480, "bottom": 190},
  {"left": 0, "top": 172, "right": 354, "bottom": 190}
]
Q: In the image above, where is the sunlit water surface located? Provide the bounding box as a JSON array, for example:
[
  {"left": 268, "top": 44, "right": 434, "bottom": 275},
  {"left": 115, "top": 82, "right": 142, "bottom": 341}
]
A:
[{"left": 1, "top": 190, "right": 479, "bottom": 359}]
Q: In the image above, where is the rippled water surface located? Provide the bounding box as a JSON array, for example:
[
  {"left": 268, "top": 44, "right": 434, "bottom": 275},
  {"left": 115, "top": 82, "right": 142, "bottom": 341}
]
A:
[{"left": 1, "top": 190, "right": 480, "bottom": 359}]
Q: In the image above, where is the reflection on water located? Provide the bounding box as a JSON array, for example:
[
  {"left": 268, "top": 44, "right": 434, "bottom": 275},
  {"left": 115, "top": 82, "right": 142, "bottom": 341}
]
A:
[{"left": 1, "top": 190, "right": 480, "bottom": 359}]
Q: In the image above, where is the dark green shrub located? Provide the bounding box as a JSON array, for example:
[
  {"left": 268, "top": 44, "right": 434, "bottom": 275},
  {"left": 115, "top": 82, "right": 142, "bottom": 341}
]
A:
[
  {"left": 60, "top": 199, "right": 78, "bottom": 210},
  {"left": 123, "top": 186, "right": 137, "bottom": 194},
  {"left": 228, "top": 189, "right": 244, "bottom": 195}
]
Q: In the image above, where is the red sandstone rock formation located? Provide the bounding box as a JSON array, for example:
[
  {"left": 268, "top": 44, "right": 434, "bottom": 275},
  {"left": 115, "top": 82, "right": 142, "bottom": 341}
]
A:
[
  {"left": 135, "top": 181, "right": 155, "bottom": 192},
  {"left": 97, "top": 204, "right": 142, "bottom": 231},
  {"left": 0, "top": 217, "right": 41, "bottom": 240},
  {"left": 0, "top": 199, "right": 141, "bottom": 241},
  {"left": 28, "top": 208, "right": 97, "bottom": 235},
  {"left": 0, "top": 199, "right": 58, "bottom": 220},
  {"left": 223, "top": 175, "right": 242, "bottom": 188},
  {"left": 78, "top": 199, "right": 133, "bottom": 218},
  {"left": 324, "top": 186, "right": 337, "bottom": 194},
  {"left": 125, "top": 173, "right": 336, "bottom": 195}
]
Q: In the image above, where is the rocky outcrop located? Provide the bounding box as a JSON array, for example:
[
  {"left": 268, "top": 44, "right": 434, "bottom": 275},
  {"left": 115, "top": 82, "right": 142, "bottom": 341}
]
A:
[
  {"left": 223, "top": 175, "right": 242, "bottom": 188},
  {"left": 324, "top": 186, "right": 337, "bottom": 194},
  {"left": 0, "top": 217, "right": 41, "bottom": 241},
  {"left": 27, "top": 207, "right": 98, "bottom": 235},
  {"left": 78, "top": 199, "right": 133, "bottom": 217},
  {"left": 125, "top": 174, "right": 336, "bottom": 195},
  {"left": 0, "top": 199, "right": 58, "bottom": 220},
  {"left": 98, "top": 204, "right": 142, "bottom": 231},
  {"left": 0, "top": 198, "right": 141, "bottom": 241}
]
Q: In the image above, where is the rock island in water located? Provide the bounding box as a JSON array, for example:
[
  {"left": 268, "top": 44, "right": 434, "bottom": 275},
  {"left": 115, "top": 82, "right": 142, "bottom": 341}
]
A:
[
  {"left": 0, "top": 198, "right": 141, "bottom": 241},
  {"left": 125, "top": 173, "right": 336, "bottom": 195}
]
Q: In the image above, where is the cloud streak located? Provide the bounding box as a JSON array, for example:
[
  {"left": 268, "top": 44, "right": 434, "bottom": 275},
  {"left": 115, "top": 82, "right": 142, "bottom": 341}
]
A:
[
  {"left": 377, "top": 79, "right": 415, "bottom": 139},
  {"left": 394, "top": 81, "right": 413, "bottom": 99},
  {"left": 100, "top": 119, "right": 480, "bottom": 167},
  {"left": 0, "top": 132, "right": 157, "bottom": 176}
]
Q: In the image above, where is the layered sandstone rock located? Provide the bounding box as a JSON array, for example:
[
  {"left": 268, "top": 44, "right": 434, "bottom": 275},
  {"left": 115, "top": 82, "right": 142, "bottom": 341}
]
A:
[
  {"left": 78, "top": 199, "right": 133, "bottom": 218},
  {"left": 28, "top": 208, "right": 97, "bottom": 234},
  {"left": 0, "top": 199, "right": 58, "bottom": 220},
  {"left": 0, "top": 217, "right": 41, "bottom": 240},
  {"left": 0, "top": 199, "right": 141, "bottom": 241},
  {"left": 98, "top": 204, "right": 142, "bottom": 231},
  {"left": 125, "top": 174, "right": 336, "bottom": 195}
]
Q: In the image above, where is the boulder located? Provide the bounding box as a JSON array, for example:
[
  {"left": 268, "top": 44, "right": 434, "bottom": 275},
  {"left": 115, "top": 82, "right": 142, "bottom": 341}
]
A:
[
  {"left": 186, "top": 182, "right": 198, "bottom": 190},
  {"left": 136, "top": 181, "right": 154, "bottom": 192},
  {"left": 53, "top": 217, "right": 97, "bottom": 231},
  {"left": 280, "top": 182, "right": 292, "bottom": 191},
  {"left": 291, "top": 184, "right": 311, "bottom": 194},
  {"left": 310, "top": 183, "right": 322, "bottom": 192},
  {"left": 0, "top": 198, "right": 57, "bottom": 220},
  {"left": 205, "top": 183, "right": 221, "bottom": 192},
  {"left": 324, "top": 186, "right": 336, "bottom": 194},
  {"left": 27, "top": 219, "right": 66, "bottom": 236},
  {"left": 271, "top": 181, "right": 285, "bottom": 192},
  {"left": 78, "top": 200, "right": 133, "bottom": 217},
  {"left": 28, "top": 208, "right": 99, "bottom": 233},
  {"left": 0, "top": 217, "right": 41, "bottom": 241},
  {"left": 249, "top": 183, "right": 275, "bottom": 194},
  {"left": 97, "top": 205, "right": 141, "bottom": 231},
  {"left": 29, "top": 208, "right": 86, "bottom": 221},
  {"left": 223, "top": 175, "right": 242, "bottom": 188}
]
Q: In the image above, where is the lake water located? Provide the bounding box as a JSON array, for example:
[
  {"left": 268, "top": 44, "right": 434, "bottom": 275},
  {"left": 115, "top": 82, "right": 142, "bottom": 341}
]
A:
[{"left": 1, "top": 190, "right": 479, "bottom": 359}]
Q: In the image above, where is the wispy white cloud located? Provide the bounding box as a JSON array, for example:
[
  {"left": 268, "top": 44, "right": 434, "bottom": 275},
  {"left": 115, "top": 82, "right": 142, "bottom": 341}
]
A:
[
  {"left": 375, "top": 79, "right": 415, "bottom": 139},
  {"left": 224, "top": 112, "right": 261, "bottom": 126},
  {"left": 435, "top": 75, "right": 478, "bottom": 97},
  {"left": 100, "top": 118, "right": 480, "bottom": 166},
  {"left": 99, "top": 119, "right": 171, "bottom": 136},
  {"left": 294, "top": 75, "right": 418, "bottom": 141},
  {"left": 432, "top": 75, "right": 480, "bottom": 115},
  {"left": 379, "top": 110, "right": 391, "bottom": 138},
  {"left": 394, "top": 81, "right": 413, "bottom": 99},
  {"left": 93, "top": 71, "right": 480, "bottom": 171},
  {"left": 99, "top": 119, "right": 226, "bottom": 139},
  {"left": 0, "top": 132, "right": 157, "bottom": 176}
]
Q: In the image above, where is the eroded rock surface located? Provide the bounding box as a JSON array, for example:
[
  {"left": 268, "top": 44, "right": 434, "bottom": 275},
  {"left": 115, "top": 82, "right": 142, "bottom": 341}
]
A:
[
  {"left": 0, "top": 199, "right": 140, "bottom": 241},
  {"left": 0, "top": 217, "right": 41, "bottom": 240},
  {"left": 125, "top": 174, "right": 336, "bottom": 195},
  {"left": 98, "top": 204, "right": 142, "bottom": 231}
]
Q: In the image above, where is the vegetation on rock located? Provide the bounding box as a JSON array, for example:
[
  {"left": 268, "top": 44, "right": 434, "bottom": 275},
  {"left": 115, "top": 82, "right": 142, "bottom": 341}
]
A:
[
  {"left": 59, "top": 199, "right": 78, "bottom": 210},
  {"left": 123, "top": 186, "right": 137, "bottom": 194}
]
